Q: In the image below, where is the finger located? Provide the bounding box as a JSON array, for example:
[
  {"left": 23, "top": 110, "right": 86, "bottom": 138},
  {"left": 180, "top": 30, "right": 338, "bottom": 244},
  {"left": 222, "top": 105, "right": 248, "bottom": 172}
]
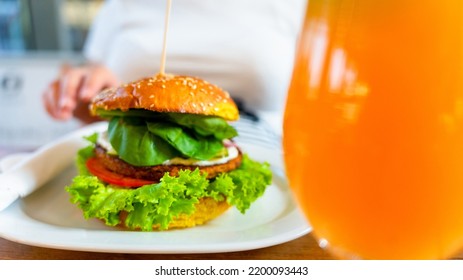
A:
[
  {"left": 60, "top": 63, "right": 71, "bottom": 75},
  {"left": 58, "top": 69, "right": 84, "bottom": 114},
  {"left": 79, "top": 73, "right": 106, "bottom": 101},
  {"left": 43, "top": 81, "right": 72, "bottom": 120},
  {"left": 43, "top": 84, "right": 57, "bottom": 118},
  {"left": 80, "top": 69, "right": 119, "bottom": 101}
]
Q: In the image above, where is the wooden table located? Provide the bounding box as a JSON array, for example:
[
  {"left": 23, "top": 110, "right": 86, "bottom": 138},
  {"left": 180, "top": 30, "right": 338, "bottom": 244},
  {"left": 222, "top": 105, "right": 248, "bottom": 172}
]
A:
[{"left": 0, "top": 233, "right": 332, "bottom": 260}]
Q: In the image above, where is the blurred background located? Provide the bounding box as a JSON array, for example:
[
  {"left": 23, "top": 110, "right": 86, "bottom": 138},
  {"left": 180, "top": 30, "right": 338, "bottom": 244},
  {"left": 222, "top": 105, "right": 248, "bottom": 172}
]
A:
[
  {"left": 0, "top": 0, "right": 103, "bottom": 154},
  {"left": 1, "top": 0, "right": 102, "bottom": 52}
]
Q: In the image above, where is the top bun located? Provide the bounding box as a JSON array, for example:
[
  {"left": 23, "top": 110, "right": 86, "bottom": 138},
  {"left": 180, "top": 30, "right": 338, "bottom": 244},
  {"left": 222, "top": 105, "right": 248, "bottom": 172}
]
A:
[{"left": 90, "top": 74, "right": 239, "bottom": 121}]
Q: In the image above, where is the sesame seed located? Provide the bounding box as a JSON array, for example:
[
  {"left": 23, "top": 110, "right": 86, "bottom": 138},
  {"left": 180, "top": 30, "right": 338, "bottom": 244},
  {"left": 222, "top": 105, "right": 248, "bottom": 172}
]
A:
[
  {"left": 149, "top": 95, "right": 154, "bottom": 98},
  {"left": 161, "top": 84, "right": 166, "bottom": 89},
  {"left": 150, "top": 104, "right": 154, "bottom": 108}
]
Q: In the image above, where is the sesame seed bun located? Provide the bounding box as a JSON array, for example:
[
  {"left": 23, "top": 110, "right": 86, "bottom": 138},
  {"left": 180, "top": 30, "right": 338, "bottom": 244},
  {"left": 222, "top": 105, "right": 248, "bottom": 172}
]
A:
[{"left": 90, "top": 74, "right": 239, "bottom": 121}]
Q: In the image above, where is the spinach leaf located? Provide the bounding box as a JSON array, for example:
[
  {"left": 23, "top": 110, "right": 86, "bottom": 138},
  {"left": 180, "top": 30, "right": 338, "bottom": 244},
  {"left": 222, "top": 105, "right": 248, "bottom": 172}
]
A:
[
  {"left": 97, "top": 109, "right": 237, "bottom": 140},
  {"left": 108, "top": 117, "right": 180, "bottom": 166},
  {"left": 97, "top": 109, "right": 163, "bottom": 120},
  {"left": 147, "top": 121, "right": 225, "bottom": 160},
  {"left": 167, "top": 113, "right": 238, "bottom": 140}
]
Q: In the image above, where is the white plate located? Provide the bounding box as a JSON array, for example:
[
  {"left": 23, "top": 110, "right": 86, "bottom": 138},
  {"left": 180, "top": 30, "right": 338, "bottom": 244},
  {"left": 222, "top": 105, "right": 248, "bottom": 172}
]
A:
[{"left": 0, "top": 125, "right": 311, "bottom": 254}]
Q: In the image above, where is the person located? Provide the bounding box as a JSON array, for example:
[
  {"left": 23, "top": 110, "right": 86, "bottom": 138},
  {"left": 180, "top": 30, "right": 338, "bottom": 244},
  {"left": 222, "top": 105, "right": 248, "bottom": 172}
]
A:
[{"left": 42, "top": 0, "right": 306, "bottom": 127}]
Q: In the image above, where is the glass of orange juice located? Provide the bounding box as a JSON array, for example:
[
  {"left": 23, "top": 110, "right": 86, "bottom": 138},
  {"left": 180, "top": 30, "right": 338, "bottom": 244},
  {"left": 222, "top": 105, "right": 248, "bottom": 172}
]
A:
[{"left": 283, "top": 0, "right": 463, "bottom": 259}]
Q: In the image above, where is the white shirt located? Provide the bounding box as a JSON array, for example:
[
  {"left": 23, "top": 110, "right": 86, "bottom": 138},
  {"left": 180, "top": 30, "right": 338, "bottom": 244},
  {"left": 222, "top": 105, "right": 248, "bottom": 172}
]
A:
[{"left": 84, "top": 0, "right": 306, "bottom": 116}]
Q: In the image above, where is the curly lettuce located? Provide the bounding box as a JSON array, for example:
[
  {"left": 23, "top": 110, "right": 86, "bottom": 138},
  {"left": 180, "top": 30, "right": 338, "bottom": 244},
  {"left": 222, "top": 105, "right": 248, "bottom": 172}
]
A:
[{"left": 66, "top": 143, "right": 272, "bottom": 231}]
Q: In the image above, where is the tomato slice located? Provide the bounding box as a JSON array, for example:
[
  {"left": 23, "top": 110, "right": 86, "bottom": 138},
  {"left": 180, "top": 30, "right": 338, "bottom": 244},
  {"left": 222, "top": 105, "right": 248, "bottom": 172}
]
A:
[{"left": 86, "top": 157, "right": 155, "bottom": 188}]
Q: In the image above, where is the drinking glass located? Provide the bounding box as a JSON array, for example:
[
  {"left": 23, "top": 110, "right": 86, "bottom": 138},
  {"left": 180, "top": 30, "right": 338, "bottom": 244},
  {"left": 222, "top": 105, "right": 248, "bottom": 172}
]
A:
[{"left": 283, "top": 0, "right": 463, "bottom": 259}]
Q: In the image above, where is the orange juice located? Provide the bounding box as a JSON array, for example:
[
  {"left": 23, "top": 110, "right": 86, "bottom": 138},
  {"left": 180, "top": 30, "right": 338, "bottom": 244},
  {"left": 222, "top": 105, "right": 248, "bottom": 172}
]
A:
[{"left": 284, "top": 0, "right": 463, "bottom": 259}]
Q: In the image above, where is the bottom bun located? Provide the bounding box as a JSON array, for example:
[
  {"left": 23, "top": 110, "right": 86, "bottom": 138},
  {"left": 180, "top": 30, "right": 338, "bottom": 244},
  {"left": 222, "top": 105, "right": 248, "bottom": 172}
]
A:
[{"left": 119, "top": 197, "right": 231, "bottom": 230}]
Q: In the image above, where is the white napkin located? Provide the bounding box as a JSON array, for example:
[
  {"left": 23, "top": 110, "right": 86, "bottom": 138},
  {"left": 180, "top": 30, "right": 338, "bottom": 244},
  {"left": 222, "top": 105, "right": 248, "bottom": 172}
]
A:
[{"left": 0, "top": 122, "right": 107, "bottom": 211}]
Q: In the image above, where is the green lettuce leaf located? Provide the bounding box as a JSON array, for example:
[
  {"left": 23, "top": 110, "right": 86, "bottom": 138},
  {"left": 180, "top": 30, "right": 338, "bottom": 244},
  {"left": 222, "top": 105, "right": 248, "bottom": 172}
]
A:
[
  {"left": 167, "top": 113, "right": 238, "bottom": 140},
  {"left": 147, "top": 121, "right": 225, "bottom": 160},
  {"left": 96, "top": 109, "right": 238, "bottom": 140},
  {"left": 96, "top": 109, "right": 162, "bottom": 119},
  {"left": 97, "top": 109, "right": 238, "bottom": 165},
  {"left": 66, "top": 143, "right": 272, "bottom": 231},
  {"left": 211, "top": 155, "right": 272, "bottom": 213},
  {"left": 108, "top": 117, "right": 181, "bottom": 166},
  {"left": 76, "top": 133, "right": 97, "bottom": 175},
  {"left": 106, "top": 116, "right": 231, "bottom": 166}
]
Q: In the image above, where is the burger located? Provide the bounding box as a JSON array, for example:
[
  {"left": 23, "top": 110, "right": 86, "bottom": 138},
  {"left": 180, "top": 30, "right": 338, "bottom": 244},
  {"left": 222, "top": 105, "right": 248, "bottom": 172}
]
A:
[{"left": 66, "top": 74, "right": 272, "bottom": 231}]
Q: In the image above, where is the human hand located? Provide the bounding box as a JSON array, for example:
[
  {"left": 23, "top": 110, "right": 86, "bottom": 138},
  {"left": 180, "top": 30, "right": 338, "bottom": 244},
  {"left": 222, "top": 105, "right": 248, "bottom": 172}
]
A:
[{"left": 42, "top": 63, "right": 119, "bottom": 123}]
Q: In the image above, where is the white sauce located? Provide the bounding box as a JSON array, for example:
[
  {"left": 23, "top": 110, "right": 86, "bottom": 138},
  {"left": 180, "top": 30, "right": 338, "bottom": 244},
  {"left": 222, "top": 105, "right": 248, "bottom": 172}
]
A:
[
  {"left": 162, "top": 144, "right": 239, "bottom": 166},
  {"left": 97, "top": 131, "right": 118, "bottom": 155},
  {"left": 96, "top": 131, "right": 239, "bottom": 166}
]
